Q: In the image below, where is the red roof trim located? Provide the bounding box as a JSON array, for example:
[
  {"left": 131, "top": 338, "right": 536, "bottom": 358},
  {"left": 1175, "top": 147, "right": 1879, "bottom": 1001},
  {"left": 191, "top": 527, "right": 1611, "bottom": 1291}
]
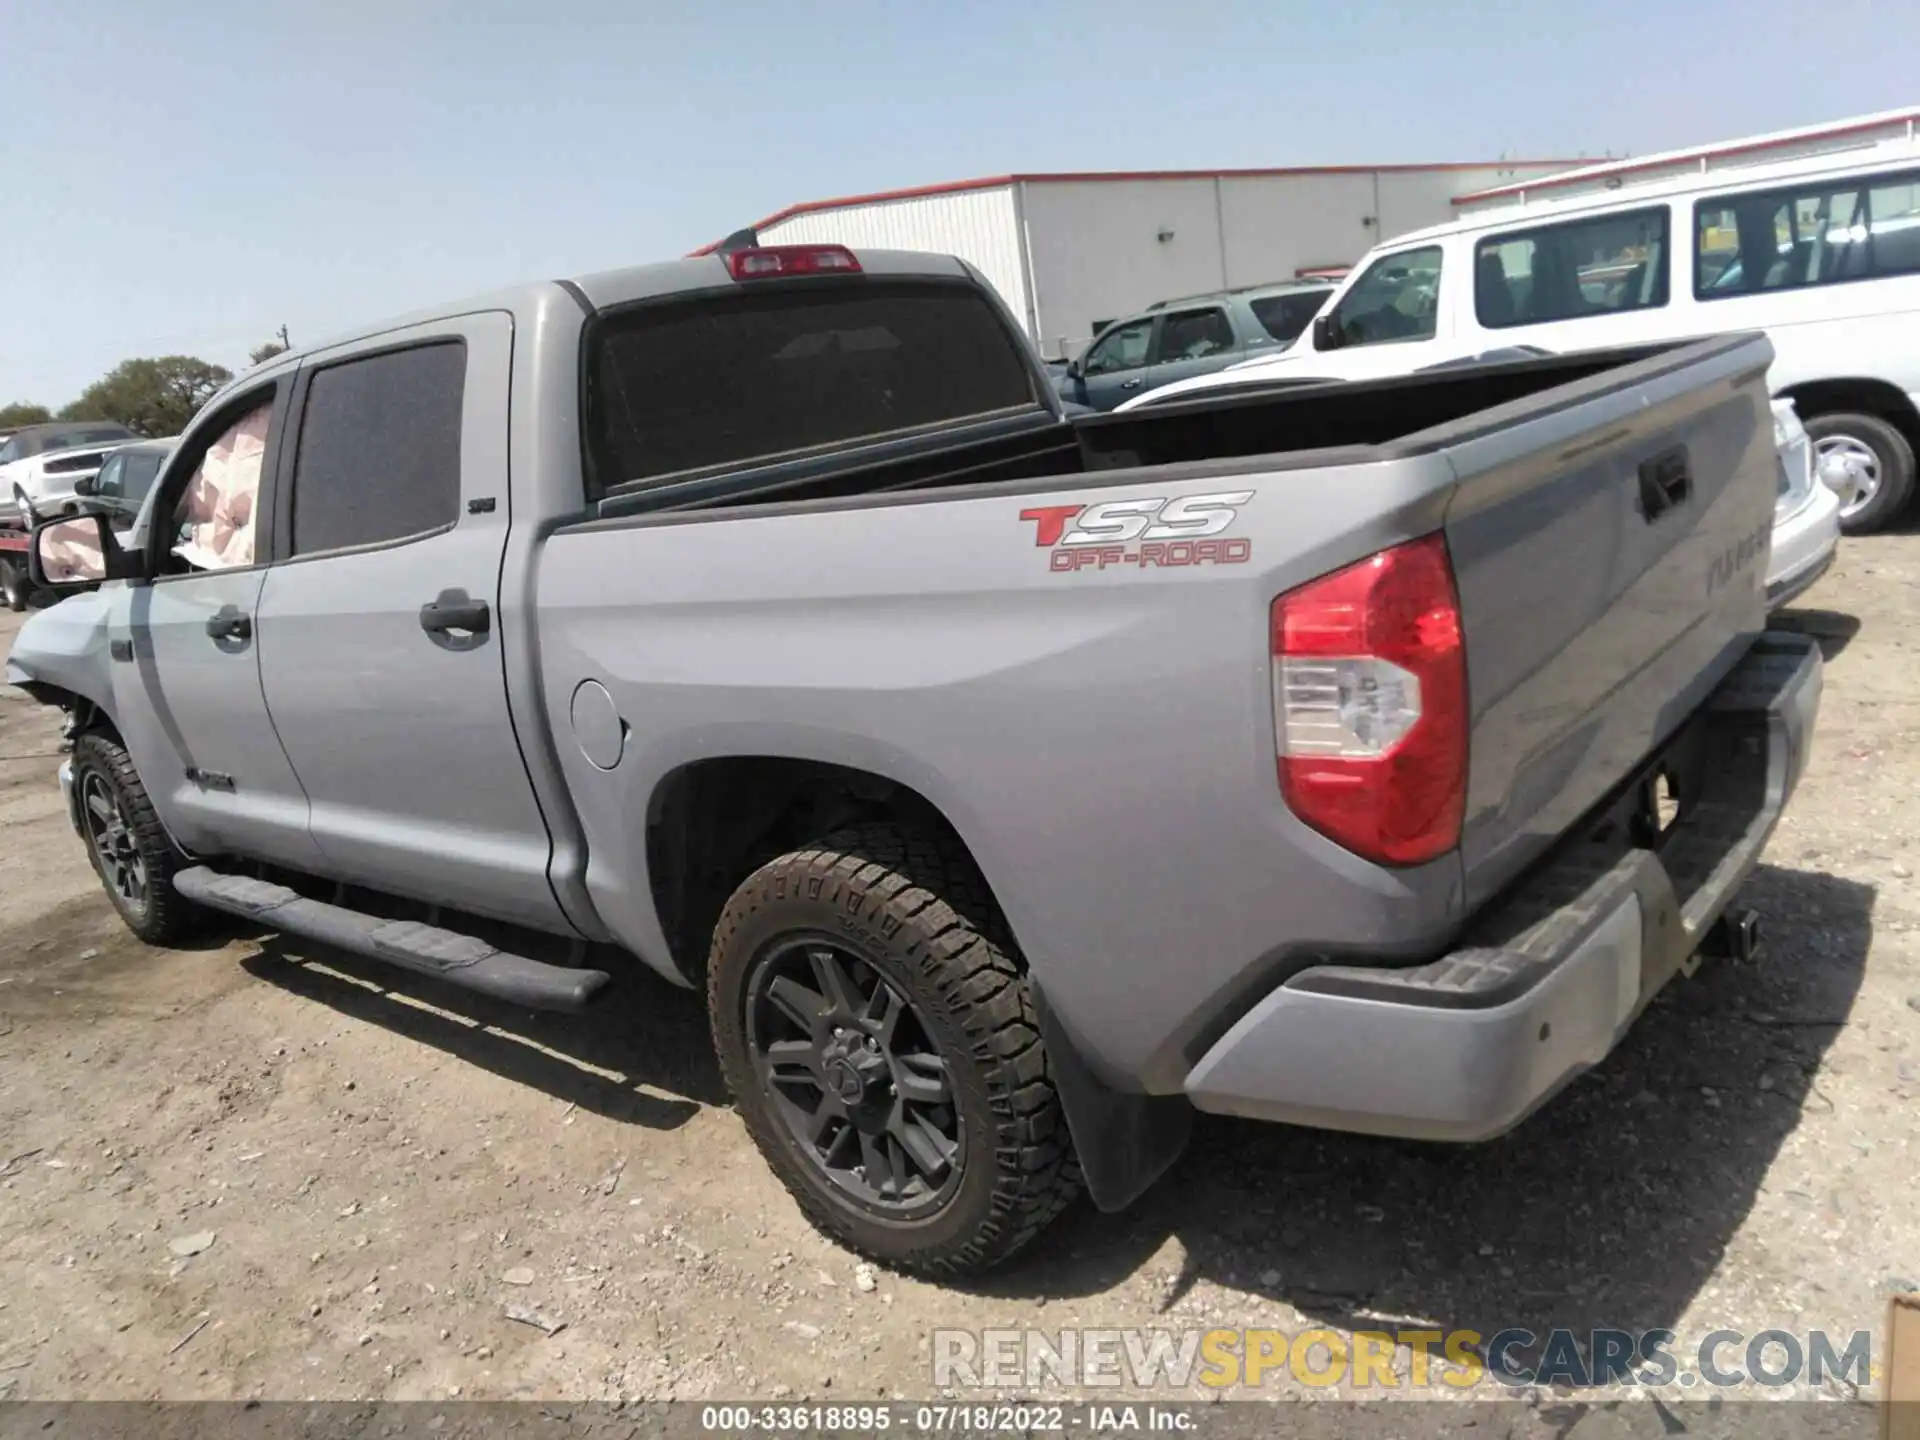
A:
[
  {"left": 689, "top": 161, "right": 1585, "bottom": 255},
  {"left": 1451, "top": 110, "right": 1920, "bottom": 206}
]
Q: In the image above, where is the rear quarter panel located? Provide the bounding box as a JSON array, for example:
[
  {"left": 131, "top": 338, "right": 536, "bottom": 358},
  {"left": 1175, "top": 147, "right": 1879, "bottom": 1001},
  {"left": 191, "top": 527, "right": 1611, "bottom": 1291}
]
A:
[{"left": 536, "top": 454, "right": 1468, "bottom": 1090}]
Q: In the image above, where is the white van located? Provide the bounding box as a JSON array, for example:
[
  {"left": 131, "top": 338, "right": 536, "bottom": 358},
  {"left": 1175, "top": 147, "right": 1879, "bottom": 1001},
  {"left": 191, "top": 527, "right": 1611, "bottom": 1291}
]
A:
[{"left": 1123, "top": 134, "right": 1920, "bottom": 534}]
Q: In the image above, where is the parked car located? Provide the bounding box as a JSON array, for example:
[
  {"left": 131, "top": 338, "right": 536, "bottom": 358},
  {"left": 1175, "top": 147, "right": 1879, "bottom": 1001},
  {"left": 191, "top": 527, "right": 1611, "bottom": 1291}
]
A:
[
  {"left": 1128, "top": 136, "right": 1920, "bottom": 533},
  {"left": 1767, "top": 398, "right": 1843, "bottom": 608},
  {"left": 71, "top": 437, "right": 178, "bottom": 527},
  {"left": 1121, "top": 351, "right": 1843, "bottom": 613},
  {"left": 0, "top": 421, "right": 138, "bottom": 522},
  {"left": 8, "top": 243, "right": 1819, "bottom": 1277},
  {"left": 1055, "top": 279, "right": 1335, "bottom": 410}
]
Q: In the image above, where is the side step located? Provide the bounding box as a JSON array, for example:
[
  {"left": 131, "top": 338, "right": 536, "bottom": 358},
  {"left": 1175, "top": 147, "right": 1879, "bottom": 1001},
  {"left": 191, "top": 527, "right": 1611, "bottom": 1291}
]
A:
[{"left": 174, "top": 866, "right": 610, "bottom": 1013}]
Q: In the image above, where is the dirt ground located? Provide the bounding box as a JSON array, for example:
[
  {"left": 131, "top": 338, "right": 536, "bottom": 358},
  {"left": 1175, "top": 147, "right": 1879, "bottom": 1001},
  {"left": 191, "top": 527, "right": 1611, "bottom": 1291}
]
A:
[{"left": 1, "top": 537, "right": 1916, "bottom": 1410}]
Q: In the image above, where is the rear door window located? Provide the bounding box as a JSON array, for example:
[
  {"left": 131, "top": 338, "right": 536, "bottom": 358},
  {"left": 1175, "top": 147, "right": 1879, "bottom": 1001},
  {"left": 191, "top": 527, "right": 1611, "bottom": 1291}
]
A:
[
  {"left": 1474, "top": 207, "right": 1669, "bottom": 327},
  {"left": 1695, "top": 167, "right": 1920, "bottom": 297},
  {"left": 585, "top": 280, "right": 1039, "bottom": 494},
  {"left": 287, "top": 342, "right": 466, "bottom": 556}
]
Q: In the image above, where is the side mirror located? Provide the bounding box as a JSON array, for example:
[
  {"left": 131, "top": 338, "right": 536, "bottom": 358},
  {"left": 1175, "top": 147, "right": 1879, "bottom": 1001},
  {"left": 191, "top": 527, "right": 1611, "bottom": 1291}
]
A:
[
  {"left": 72, "top": 475, "right": 98, "bottom": 496},
  {"left": 1312, "top": 312, "right": 1341, "bottom": 352},
  {"left": 27, "top": 512, "right": 140, "bottom": 590},
  {"left": 1064, "top": 358, "right": 1083, "bottom": 381}
]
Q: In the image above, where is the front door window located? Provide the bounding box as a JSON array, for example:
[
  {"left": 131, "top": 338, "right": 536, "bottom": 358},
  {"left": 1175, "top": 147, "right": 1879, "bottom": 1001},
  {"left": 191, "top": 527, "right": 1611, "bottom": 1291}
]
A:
[
  {"left": 1082, "top": 318, "right": 1154, "bottom": 376},
  {"left": 1326, "top": 246, "right": 1444, "bottom": 348},
  {"left": 171, "top": 402, "right": 270, "bottom": 571}
]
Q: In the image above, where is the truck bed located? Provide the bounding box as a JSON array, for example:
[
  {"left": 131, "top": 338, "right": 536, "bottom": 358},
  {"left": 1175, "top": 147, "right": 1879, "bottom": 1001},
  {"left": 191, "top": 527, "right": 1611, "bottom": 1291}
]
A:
[{"left": 593, "top": 338, "right": 1698, "bottom": 518}]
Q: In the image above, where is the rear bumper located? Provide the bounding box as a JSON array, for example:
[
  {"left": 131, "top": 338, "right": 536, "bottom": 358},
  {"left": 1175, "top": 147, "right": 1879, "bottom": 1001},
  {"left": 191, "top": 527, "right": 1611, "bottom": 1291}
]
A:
[
  {"left": 1184, "top": 631, "right": 1823, "bottom": 1141},
  {"left": 1767, "top": 484, "right": 1841, "bottom": 610}
]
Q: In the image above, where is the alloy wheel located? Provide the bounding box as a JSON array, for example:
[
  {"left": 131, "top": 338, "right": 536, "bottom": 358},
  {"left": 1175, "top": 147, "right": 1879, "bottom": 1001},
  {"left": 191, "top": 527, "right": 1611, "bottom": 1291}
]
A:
[
  {"left": 81, "top": 771, "right": 148, "bottom": 920},
  {"left": 744, "top": 935, "right": 963, "bottom": 1215}
]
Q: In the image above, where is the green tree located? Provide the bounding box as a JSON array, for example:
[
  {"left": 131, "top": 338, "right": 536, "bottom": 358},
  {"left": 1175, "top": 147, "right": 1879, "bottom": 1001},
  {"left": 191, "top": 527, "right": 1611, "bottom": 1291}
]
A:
[
  {"left": 248, "top": 339, "right": 289, "bottom": 367},
  {"left": 0, "top": 401, "right": 53, "bottom": 429},
  {"left": 59, "top": 356, "right": 233, "bottom": 437}
]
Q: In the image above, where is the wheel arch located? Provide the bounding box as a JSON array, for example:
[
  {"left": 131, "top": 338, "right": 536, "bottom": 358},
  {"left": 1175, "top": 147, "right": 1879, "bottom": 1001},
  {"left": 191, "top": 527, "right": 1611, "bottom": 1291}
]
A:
[
  {"left": 9, "top": 678, "right": 122, "bottom": 744},
  {"left": 643, "top": 753, "right": 1002, "bottom": 985},
  {"left": 1776, "top": 375, "right": 1920, "bottom": 453},
  {"left": 646, "top": 751, "right": 1191, "bottom": 1213}
]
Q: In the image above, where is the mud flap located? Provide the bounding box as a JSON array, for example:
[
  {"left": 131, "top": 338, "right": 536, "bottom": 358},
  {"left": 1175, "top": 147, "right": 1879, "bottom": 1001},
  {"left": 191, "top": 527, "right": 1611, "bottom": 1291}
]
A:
[{"left": 1031, "top": 980, "right": 1191, "bottom": 1213}]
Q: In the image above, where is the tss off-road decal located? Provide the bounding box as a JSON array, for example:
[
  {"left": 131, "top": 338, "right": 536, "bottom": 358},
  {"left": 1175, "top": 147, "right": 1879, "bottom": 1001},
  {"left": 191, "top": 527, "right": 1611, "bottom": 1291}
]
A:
[{"left": 1020, "top": 491, "right": 1254, "bottom": 573}]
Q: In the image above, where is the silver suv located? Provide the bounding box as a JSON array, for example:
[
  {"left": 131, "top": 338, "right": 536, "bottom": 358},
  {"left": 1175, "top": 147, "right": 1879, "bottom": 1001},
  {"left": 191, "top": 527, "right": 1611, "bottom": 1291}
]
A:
[{"left": 1055, "top": 278, "right": 1336, "bottom": 410}]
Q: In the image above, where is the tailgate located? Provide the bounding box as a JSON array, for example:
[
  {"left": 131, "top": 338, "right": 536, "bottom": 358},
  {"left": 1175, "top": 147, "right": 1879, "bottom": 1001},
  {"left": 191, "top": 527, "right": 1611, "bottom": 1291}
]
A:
[{"left": 1435, "top": 334, "right": 1777, "bottom": 909}]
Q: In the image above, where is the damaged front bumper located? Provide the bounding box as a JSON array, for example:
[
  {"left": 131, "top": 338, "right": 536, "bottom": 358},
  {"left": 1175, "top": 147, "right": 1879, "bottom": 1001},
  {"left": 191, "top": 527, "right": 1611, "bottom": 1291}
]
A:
[{"left": 58, "top": 757, "right": 82, "bottom": 838}]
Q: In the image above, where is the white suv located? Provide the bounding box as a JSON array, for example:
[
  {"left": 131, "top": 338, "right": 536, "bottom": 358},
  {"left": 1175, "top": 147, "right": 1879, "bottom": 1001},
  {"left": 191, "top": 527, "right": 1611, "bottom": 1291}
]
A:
[
  {"left": 0, "top": 421, "right": 139, "bottom": 523},
  {"left": 1125, "top": 134, "right": 1920, "bottom": 534}
]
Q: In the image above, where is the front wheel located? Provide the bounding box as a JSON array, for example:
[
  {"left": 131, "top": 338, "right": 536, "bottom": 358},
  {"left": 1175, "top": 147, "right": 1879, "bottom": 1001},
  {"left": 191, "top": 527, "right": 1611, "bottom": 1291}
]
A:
[
  {"left": 71, "top": 732, "right": 201, "bottom": 945},
  {"left": 1804, "top": 411, "right": 1916, "bottom": 535},
  {"left": 708, "top": 824, "right": 1080, "bottom": 1275}
]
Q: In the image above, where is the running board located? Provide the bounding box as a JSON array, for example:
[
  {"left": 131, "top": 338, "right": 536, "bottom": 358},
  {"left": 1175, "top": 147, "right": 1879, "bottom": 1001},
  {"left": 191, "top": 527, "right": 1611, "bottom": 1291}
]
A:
[{"left": 173, "top": 866, "right": 610, "bottom": 1013}]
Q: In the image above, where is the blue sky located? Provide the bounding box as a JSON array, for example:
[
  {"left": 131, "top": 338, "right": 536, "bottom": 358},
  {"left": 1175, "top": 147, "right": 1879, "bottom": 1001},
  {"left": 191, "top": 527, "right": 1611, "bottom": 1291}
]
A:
[{"left": 4, "top": 0, "right": 1916, "bottom": 406}]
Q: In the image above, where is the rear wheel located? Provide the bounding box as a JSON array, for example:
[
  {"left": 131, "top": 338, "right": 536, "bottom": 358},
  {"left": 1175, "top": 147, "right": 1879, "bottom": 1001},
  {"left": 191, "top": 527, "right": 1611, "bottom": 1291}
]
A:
[
  {"left": 1804, "top": 411, "right": 1916, "bottom": 535},
  {"left": 71, "top": 732, "right": 200, "bottom": 946},
  {"left": 708, "top": 824, "right": 1080, "bottom": 1275}
]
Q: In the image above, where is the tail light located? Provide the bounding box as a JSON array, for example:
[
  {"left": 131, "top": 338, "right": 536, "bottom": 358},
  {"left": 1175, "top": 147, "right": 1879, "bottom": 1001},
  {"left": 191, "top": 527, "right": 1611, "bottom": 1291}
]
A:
[
  {"left": 1270, "top": 533, "right": 1467, "bottom": 866},
  {"left": 724, "top": 245, "right": 862, "bottom": 281}
]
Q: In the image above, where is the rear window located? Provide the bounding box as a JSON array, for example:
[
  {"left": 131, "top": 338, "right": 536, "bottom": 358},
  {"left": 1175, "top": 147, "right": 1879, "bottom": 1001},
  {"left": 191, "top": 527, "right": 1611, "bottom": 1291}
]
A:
[
  {"left": 47, "top": 426, "right": 132, "bottom": 452},
  {"left": 2, "top": 425, "right": 131, "bottom": 459},
  {"left": 585, "top": 280, "right": 1038, "bottom": 493},
  {"left": 1248, "top": 291, "right": 1328, "bottom": 343}
]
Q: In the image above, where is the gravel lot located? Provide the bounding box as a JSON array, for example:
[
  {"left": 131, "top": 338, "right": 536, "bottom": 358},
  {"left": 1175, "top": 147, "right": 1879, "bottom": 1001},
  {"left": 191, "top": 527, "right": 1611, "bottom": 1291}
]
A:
[{"left": 1, "top": 535, "right": 1916, "bottom": 1410}]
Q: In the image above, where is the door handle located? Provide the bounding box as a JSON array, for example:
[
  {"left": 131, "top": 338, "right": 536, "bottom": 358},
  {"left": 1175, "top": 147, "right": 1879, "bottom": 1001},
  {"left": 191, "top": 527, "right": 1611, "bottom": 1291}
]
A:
[
  {"left": 1637, "top": 446, "right": 1692, "bottom": 521},
  {"left": 1121, "top": 378, "right": 1144, "bottom": 389},
  {"left": 205, "top": 606, "right": 252, "bottom": 643},
  {"left": 419, "top": 592, "right": 491, "bottom": 637}
]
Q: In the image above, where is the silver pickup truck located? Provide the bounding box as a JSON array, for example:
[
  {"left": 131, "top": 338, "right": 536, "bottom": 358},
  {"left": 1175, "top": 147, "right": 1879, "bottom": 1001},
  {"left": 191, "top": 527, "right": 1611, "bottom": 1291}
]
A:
[{"left": 6, "top": 242, "right": 1822, "bottom": 1276}]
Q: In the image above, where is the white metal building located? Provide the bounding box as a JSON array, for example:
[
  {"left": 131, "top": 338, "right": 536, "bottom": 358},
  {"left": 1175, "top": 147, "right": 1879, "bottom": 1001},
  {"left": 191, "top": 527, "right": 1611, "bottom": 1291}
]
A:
[{"left": 696, "top": 161, "right": 1580, "bottom": 357}]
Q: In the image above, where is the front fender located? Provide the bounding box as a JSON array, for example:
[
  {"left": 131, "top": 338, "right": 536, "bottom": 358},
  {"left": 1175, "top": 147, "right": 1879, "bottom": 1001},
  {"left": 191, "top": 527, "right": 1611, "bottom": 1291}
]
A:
[{"left": 4, "top": 587, "right": 118, "bottom": 720}]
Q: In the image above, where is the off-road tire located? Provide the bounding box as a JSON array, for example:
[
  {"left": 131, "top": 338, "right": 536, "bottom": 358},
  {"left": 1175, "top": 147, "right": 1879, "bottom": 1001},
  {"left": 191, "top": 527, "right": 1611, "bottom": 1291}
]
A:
[
  {"left": 708, "top": 823, "right": 1081, "bottom": 1275},
  {"left": 71, "top": 731, "right": 201, "bottom": 946},
  {"left": 1803, "top": 411, "right": 1915, "bottom": 536}
]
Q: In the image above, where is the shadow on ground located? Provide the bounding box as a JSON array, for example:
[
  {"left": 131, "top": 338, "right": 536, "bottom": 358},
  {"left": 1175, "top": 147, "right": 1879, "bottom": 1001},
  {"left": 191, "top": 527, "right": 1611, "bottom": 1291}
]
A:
[
  {"left": 1771, "top": 606, "right": 1861, "bottom": 662},
  {"left": 964, "top": 864, "right": 1875, "bottom": 1350},
  {"left": 240, "top": 935, "right": 724, "bottom": 1129},
  {"left": 232, "top": 861, "right": 1872, "bottom": 1352}
]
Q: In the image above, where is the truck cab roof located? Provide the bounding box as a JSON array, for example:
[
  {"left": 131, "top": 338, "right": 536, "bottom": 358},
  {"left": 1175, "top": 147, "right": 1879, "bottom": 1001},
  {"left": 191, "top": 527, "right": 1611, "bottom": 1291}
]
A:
[{"left": 215, "top": 248, "right": 997, "bottom": 412}]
